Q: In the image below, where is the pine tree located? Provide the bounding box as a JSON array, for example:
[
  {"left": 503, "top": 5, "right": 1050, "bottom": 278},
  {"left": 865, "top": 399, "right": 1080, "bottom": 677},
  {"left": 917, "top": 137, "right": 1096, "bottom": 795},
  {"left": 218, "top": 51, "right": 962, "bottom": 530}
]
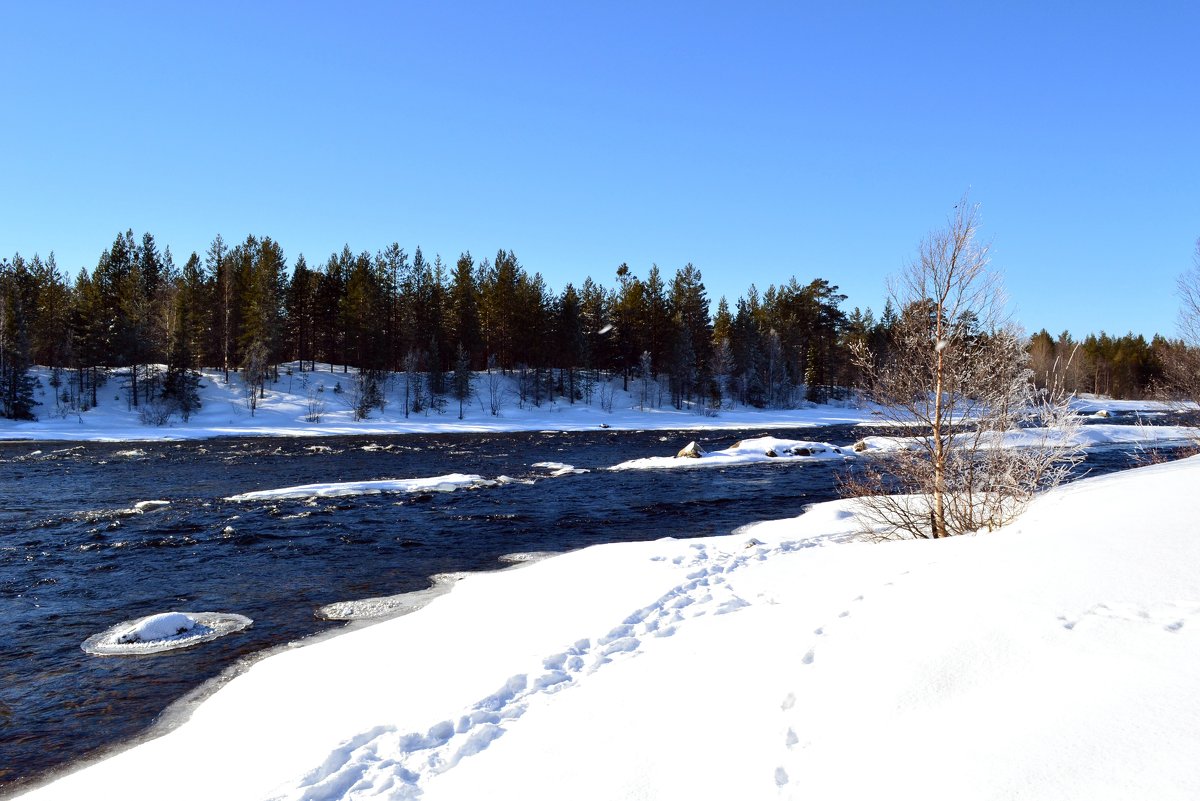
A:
[
  {"left": 449, "top": 252, "right": 481, "bottom": 368},
  {"left": 0, "top": 263, "right": 38, "bottom": 420},
  {"left": 555, "top": 283, "right": 584, "bottom": 402},
  {"left": 205, "top": 234, "right": 233, "bottom": 381},
  {"left": 453, "top": 343, "right": 472, "bottom": 419},
  {"left": 163, "top": 284, "right": 201, "bottom": 422}
]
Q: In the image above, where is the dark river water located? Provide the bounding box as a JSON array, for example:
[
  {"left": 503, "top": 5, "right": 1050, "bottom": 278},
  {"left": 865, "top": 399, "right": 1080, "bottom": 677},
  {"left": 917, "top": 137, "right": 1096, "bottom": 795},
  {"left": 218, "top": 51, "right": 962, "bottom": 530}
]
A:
[{"left": 0, "top": 422, "right": 1183, "bottom": 794}]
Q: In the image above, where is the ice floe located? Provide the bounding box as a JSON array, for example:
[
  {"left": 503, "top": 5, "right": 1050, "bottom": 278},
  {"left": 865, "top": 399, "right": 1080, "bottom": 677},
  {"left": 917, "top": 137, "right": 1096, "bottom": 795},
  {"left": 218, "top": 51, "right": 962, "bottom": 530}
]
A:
[
  {"left": 317, "top": 574, "right": 468, "bottom": 621},
  {"left": 532, "top": 461, "right": 589, "bottom": 476},
  {"left": 609, "top": 436, "right": 853, "bottom": 471},
  {"left": 225, "top": 473, "right": 492, "bottom": 502},
  {"left": 81, "top": 611, "right": 253, "bottom": 656}
]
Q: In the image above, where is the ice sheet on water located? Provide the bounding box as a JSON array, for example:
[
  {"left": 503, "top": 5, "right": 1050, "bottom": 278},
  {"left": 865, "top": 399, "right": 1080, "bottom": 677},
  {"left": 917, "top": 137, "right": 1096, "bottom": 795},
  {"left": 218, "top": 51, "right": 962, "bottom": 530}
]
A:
[
  {"left": 225, "top": 473, "right": 493, "bottom": 502},
  {"left": 317, "top": 573, "right": 468, "bottom": 621},
  {"left": 497, "top": 551, "right": 557, "bottom": 565},
  {"left": 609, "top": 436, "right": 852, "bottom": 471},
  {"left": 531, "top": 461, "right": 589, "bottom": 476},
  {"left": 82, "top": 611, "right": 253, "bottom": 656}
]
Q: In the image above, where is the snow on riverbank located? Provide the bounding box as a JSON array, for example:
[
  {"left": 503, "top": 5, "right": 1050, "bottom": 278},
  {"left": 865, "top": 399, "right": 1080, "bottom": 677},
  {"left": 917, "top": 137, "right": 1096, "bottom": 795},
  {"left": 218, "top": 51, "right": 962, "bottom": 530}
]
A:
[
  {"left": 0, "top": 365, "right": 876, "bottom": 442},
  {"left": 856, "top": 422, "right": 1199, "bottom": 454},
  {"left": 3, "top": 366, "right": 1193, "bottom": 449},
  {"left": 21, "top": 455, "right": 1200, "bottom": 801}
]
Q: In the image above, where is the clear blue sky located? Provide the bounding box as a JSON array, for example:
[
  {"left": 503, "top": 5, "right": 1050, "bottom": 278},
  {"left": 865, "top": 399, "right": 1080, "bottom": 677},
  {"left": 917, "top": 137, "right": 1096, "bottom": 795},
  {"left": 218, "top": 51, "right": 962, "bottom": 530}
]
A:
[{"left": 3, "top": 1, "right": 1197, "bottom": 339}]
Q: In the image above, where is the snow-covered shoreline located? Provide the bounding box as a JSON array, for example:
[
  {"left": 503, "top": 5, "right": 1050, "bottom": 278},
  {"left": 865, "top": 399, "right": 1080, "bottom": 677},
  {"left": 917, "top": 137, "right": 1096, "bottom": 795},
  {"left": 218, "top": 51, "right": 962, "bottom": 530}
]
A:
[
  {"left": 0, "top": 366, "right": 877, "bottom": 442},
  {"left": 4, "top": 365, "right": 1192, "bottom": 443},
  {"left": 18, "top": 454, "right": 1200, "bottom": 801}
]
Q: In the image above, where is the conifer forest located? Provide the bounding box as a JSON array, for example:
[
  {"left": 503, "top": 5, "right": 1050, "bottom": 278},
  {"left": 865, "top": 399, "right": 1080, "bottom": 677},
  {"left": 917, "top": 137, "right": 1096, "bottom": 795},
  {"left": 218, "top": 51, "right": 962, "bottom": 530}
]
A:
[{"left": 0, "top": 230, "right": 1186, "bottom": 421}]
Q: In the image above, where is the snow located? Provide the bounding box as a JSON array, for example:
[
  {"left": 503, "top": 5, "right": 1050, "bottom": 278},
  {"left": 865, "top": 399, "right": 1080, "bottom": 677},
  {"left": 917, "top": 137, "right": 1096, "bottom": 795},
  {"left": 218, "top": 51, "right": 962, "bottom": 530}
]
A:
[
  {"left": 4, "top": 367, "right": 1194, "bottom": 458},
  {"left": 610, "top": 435, "right": 853, "bottom": 470},
  {"left": 119, "top": 612, "right": 198, "bottom": 643},
  {"left": 0, "top": 364, "right": 879, "bottom": 442},
  {"left": 22, "top": 453, "right": 1200, "bottom": 800},
  {"left": 80, "top": 612, "right": 253, "bottom": 656},
  {"left": 531, "top": 461, "right": 589, "bottom": 476},
  {"left": 317, "top": 574, "right": 468, "bottom": 621},
  {"left": 225, "top": 474, "right": 491, "bottom": 502},
  {"left": 856, "top": 422, "right": 1199, "bottom": 453}
]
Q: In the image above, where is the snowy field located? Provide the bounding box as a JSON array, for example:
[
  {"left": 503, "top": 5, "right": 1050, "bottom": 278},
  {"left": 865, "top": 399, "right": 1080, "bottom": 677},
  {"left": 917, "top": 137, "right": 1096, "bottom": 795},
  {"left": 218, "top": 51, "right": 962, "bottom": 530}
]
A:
[{"left": 19, "top": 454, "right": 1200, "bottom": 801}]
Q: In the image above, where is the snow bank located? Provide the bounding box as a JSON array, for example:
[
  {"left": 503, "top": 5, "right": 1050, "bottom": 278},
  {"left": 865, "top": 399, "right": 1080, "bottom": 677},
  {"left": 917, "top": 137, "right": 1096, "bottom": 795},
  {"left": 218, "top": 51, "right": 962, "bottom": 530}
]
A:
[
  {"left": 610, "top": 435, "right": 852, "bottom": 470},
  {"left": 856, "top": 423, "right": 1199, "bottom": 454},
  {"left": 225, "top": 473, "right": 491, "bottom": 502},
  {"left": 25, "top": 457, "right": 1200, "bottom": 801},
  {"left": 0, "top": 365, "right": 879, "bottom": 442}
]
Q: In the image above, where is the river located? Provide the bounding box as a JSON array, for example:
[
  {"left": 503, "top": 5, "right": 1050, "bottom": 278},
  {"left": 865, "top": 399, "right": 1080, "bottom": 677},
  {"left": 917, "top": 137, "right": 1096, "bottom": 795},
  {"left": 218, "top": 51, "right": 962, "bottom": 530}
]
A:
[{"left": 0, "top": 424, "right": 1175, "bottom": 794}]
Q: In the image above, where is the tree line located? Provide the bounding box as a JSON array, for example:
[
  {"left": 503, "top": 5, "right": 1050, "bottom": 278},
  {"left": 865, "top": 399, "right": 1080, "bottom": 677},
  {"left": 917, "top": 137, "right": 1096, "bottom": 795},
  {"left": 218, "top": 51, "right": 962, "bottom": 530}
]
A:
[
  {"left": 0, "top": 229, "right": 1194, "bottom": 421},
  {"left": 0, "top": 231, "right": 855, "bottom": 420}
]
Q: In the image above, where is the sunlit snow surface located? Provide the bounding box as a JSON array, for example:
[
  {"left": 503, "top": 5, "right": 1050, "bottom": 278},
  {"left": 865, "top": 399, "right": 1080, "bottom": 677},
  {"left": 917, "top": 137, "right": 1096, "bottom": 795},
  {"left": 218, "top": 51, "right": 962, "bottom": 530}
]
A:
[
  {"left": 531, "top": 461, "right": 589, "bottom": 476},
  {"left": 609, "top": 436, "right": 853, "bottom": 470},
  {"left": 81, "top": 612, "right": 252, "bottom": 656},
  {"left": 319, "top": 556, "right": 556, "bottom": 621},
  {"left": 225, "top": 473, "right": 491, "bottom": 502},
  {"left": 856, "top": 423, "right": 1200, "bottom": 453}
]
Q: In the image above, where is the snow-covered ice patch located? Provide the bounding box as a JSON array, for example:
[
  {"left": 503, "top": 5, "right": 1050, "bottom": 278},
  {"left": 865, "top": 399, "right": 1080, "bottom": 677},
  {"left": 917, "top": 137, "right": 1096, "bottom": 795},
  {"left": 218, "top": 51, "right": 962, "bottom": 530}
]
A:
[
  {"left": 225, "top": 473, "right": 492, "bottom": 502},
  {"left": 609, "top": 436, "right": 852, "bottom": 471},
  {"left": 532, "top": 461, "right": 589, "bottom": 476},
  {"left": 317, "top": 574, "right": 468, "bottom": 621},
  {"left": 111, "top": 449, "right": 147, "bottom": 458},
  {"left": 497, "top": 551, "right": 558, "bottom": 565},
  {"left": 81, "top": 611, "right": 252, "bottom": 656}
]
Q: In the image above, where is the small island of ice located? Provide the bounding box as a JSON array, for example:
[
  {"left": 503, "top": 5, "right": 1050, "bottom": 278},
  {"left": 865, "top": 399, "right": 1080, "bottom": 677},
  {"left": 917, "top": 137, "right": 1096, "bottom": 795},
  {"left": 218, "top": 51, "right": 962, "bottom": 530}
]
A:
[
  {"left": 116, "top": 612, "right": 198, "bottom": 643},
  {"left": 610, "top": 435, "right": 853, "bottom": 471},
  {"left": 225, "top": 473, "right": 491, "bottom": 502},
  {"left": 81, "top": 611, "right": 253, "bottom": 656}
]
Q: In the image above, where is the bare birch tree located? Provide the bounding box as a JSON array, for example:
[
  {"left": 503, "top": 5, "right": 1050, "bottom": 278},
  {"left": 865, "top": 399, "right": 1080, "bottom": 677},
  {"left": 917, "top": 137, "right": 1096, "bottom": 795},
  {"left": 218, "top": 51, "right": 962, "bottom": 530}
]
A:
[
  {"left": 844, "top": 199, "right": 1080, "bottom": 539},
  {"left": 1161, "top": 239, "right": 1200, "bottom": 405}
]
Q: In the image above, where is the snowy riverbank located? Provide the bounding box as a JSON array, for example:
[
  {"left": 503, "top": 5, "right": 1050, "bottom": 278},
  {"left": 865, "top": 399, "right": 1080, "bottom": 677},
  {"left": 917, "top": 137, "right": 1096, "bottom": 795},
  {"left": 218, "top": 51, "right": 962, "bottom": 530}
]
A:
[
  {"left": 2, "top": 365, "right": 1194, "bottom": 443},
  {"left": 19, "top": 454, "right": 1200, "bottom": 801},
  {"left": 0, "top": 366, "right": 875, "bottom": 441}
]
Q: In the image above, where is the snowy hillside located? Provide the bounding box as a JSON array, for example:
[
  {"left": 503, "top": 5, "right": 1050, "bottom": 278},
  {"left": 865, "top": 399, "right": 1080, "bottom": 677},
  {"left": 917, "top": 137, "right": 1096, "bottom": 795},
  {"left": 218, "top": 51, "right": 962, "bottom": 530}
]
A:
[{"left": 19, "top": 455, "right": 1200, "bottom": 801}]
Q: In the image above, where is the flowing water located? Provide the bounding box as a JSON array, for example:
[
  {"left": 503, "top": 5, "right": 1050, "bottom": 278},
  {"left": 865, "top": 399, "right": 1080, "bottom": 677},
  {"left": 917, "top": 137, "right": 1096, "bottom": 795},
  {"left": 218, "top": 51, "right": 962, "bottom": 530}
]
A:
[{"left": 0, "top": 423, "right": 1181, "bottom": 793}]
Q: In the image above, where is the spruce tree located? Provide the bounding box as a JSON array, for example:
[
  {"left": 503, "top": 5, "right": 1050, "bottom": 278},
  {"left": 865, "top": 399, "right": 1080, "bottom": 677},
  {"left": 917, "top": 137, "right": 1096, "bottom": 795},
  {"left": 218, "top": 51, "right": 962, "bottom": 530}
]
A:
[{"left": 0, "top": 270, "right": 38, "bottom": 421}]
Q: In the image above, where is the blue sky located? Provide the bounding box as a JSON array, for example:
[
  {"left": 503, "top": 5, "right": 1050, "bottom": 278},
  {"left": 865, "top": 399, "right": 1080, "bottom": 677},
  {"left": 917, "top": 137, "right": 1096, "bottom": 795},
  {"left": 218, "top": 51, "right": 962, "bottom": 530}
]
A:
[{"left": 2, "top": 1, "right": 1197, "bottom": 339}]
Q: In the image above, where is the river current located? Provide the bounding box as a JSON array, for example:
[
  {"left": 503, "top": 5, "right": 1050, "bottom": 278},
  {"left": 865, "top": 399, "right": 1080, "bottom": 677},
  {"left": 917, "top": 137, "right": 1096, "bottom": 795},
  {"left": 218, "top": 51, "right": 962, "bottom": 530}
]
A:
[{"left": 0, "top": 423, "right": 1174, "bottom": 793}]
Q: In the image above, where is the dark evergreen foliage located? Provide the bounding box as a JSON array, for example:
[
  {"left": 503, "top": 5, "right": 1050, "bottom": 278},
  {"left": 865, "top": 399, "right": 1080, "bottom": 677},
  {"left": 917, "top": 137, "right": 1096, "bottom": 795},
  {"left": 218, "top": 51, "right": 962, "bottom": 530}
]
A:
[{"left": 3, "top": 230, "right": 1187, "bottom": 425}]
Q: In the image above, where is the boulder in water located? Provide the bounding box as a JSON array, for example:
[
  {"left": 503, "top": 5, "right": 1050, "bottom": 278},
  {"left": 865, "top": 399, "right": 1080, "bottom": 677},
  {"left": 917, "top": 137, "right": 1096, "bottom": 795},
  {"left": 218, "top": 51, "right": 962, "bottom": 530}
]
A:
[{"left": 676, "top": 441, "right": 706, "bottom": 459}]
